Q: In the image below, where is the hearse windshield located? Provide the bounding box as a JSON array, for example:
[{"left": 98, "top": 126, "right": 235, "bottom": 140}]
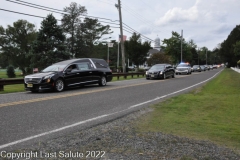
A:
[{"left": 42, "top": 64, "right": 67, "bottom": 72}]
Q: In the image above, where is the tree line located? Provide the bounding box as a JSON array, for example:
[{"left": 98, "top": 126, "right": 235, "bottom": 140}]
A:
[
  {"left": 0, "top": 2, "right": 113, "bottom": 75},
  {"left": 148, "top": 25, "right": 240, "bottom": 67},
  {"left": 0, "top": 1, "right": 239, "bottom": 75}
]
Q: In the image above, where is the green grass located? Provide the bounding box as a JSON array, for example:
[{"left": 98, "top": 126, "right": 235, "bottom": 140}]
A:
[
  {"left": 0, "top": 70, "right": 23, "bottom": 79},
  {"left": 135, "top": 68, "right": 240, "bottom": 151},
  {"left": 0, "top": 84, "right": 25, "bottom": 94}
]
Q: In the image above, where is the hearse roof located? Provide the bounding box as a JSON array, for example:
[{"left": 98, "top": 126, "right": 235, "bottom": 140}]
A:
[{"left": 54, "top": 58, "right": 105, "bottom": 65}]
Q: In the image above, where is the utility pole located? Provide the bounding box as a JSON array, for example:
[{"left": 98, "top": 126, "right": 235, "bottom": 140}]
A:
[
  {"left": 181, "top": 30, "right": 183, "bottom": 62},
  {"left": 116, "top": 0, "right": 126, "bottom": 73},
  {"left": 206, "top": 50, "right": 207, "bottom": 64},
  {"left": 198, "top": 48, "right": 199, "bottom": 65}
]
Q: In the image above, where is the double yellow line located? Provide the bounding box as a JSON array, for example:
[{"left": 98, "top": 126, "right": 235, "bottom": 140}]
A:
[{"left": 0, "top": 80, "right": 162, "bottom": 108}]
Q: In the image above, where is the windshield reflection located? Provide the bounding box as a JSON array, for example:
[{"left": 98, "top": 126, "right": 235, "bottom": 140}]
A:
[
  {"left": 42, "top": 65, "right": 67, "bottom": 72},
  {"left": 150, "top": 65, "right": 165, "bottom": 70}
]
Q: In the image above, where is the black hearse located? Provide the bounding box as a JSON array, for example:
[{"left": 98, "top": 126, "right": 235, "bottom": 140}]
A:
[{"left": 24, "top": 58, "right": 112, "bottom": 92}]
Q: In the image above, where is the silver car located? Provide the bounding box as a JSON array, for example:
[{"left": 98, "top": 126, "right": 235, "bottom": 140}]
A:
[{"left": 175, "top": 63, "right": 192, "bottom": 75}]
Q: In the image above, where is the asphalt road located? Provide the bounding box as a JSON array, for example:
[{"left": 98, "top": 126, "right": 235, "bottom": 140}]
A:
[{"left": 0, "top": 68, "right": 223, "bottom": 150}]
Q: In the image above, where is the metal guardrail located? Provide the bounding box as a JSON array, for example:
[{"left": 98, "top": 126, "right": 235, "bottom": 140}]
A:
[
  {"left": 112, "top": 72, "right": 145, "bottom": 80},
  {"left": 0, "top": 78, "right": 24, "bottom": 91},
  {"left": 0, "top": 73, "right": 145, "bottom": 91}
]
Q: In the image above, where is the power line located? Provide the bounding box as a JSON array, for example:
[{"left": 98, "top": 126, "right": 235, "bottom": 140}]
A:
[
  {"left": 0, "top": 8, "right": 45, "bottom": 19},
  {"left": 0, "top": 8, "right": 119, "bottom": 28},
  {"left": 122, "top": 22, "right": 154, "bottom": 41},
  {"left": 121, "top": 1, "right": 165, "bottom": 33},
  {"left": 5, "top": 0, "right": 154, "bottom": 42},
  {"left": 6, "top": 0, "right": 119, "bottom": 22},
  {"left": 12, "top": 0, "right": 63, "bottom": 12}
]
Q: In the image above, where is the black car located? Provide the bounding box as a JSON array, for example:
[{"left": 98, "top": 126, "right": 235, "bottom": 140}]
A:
[
  {"left": 24, "top": 58, "right": 112, "bottom": 92},
  {"left": 192, "top": 65, "right": 202, "bottom": 72},
  {"left": 146, "top": 64, "right": 175, "bottom": 80}
]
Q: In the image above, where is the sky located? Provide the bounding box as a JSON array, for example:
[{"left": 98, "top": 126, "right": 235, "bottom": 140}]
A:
[{"left": 0, "top": 0, "right": 240, "bottom": 50}]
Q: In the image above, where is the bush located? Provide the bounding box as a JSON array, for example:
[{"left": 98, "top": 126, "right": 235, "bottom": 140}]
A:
[{"left": 6, "top": 65, "right": 16, "bottom": 78}]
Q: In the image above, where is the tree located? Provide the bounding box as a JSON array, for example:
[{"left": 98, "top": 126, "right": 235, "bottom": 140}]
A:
[
  {"left": 147, "top": 52, "right": 172, "bottom": 66},
  {"left": 218, "top": 25, "right": 240, "bottom": 67},
  {"left": 198, "top": 47, "right": 208, "bottom": 65},
  {"left": 124, "top": 33, "right": 151, "bottom": 68},
  {"left": 0, "top": 20, "right": 37, "bottom": 74},
  {"left": 61, "top": 2, "right": 87, "bottom": 58},
  {"left": 161, "top": 31, "right": 192, "bottom": 64},
  {"left": 29, "top": 14, "right": 70, "bottom": 70},
  {"left": 75, "top": 18, "right": 112, "bottom": 58},
  {"left": 0, "top": 53, "right": 9, "bottom": 68},
  {"left": 233, "top": 41, "right": 240, "bottom": 56}
]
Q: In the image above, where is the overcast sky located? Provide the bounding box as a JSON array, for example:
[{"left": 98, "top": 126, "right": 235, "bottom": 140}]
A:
[{"left": 1, "top": 0, "right": 239, "bottom": 50}]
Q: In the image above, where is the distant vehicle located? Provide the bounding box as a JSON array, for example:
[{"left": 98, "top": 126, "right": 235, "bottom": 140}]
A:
[
  {"left": 175, "top": 63, "right": 192, "bottom": 75},
  {"left": 146, "top": 64, "right": 175, "bottom": 80},
  {"left": 213, "top": 65, "right": 218, "bottom": 69},
  {"left": 127, "top": 66, "right": 135, "bottom": 71},
  {"left": 192, "top": 65, "right": 201, "bottom": 72},
  {"left": 143, "top": 66, "right": 151, "bottom": 71},
  {"left": 24, "top": 58, "right": 112, "bottom": 92},
  {"left": 204, "top": 65, "right": 210, "bottom": 71},
  {"left": 200, "top": 65, "right": 206, "bottom": 71},
  {"left": 209, "top": 65, "right": 213, "bottom": 70}
]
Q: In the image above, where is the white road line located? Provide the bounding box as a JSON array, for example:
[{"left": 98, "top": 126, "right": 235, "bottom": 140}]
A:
[
  {"left": 0, "top": 115, "right": 108, "bottom": 150},
  {"left": 0, "top": 69, "right": 223, "bottom": 149}
]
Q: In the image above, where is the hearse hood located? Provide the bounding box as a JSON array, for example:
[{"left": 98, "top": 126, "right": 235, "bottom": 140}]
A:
[{"left": 25, "top": 72, "right": 57, "bottom": 78}]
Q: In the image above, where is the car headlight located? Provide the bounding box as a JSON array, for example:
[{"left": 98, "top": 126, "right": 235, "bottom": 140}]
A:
[
  {"left": 43, "top": 74, "right": 55, "bottom": 83},
  {"left": 146, "top": 71, "right": 148, "bottom": 75},
  {"left": 159, "top": 71, "right": 163, "bottom": 75}
]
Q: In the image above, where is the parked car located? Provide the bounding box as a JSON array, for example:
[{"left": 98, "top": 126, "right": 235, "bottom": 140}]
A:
[
  {"left": 175, "top": 63, "right": 192, "bottom": 75},
  {"left": 24, "top": 58, "right": 112, "bottom": 92},
  {"left": 192, "top": 65, "right": 202, "bottom": 72},
  {"left": 127, "top": 66, "right": 135, "bottom": 71},
  {"left": 146, "top": 64, "right": 175, "bottom": 80}
]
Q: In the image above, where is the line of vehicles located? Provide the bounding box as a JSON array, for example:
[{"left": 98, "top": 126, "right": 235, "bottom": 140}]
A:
[
  {"left": 145, "top": 63, "right": 220, "bottom": 80},
  {"left": 24, "top": 58, "right": 221, "bottom": 93}
]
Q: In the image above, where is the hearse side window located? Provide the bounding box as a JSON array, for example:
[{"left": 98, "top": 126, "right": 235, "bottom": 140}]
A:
[
  {"left": 66, "top": 64, "right": 78, "bottom": 72},
  {"left": 77, "top": 62, "right": 91, "bottom": 71},
  {"left": 94, "top": 61, "right": 108, "bottom": 68}
]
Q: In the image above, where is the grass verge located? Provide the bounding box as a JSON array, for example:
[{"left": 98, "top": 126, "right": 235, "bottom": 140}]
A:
[{"left": 135, "top": 68, "right": 240, "bottom": 151}]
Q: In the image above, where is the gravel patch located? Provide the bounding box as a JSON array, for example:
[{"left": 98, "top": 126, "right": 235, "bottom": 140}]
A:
[{"left": 3, "top": 108, "right": 239, "bottom": 160}]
